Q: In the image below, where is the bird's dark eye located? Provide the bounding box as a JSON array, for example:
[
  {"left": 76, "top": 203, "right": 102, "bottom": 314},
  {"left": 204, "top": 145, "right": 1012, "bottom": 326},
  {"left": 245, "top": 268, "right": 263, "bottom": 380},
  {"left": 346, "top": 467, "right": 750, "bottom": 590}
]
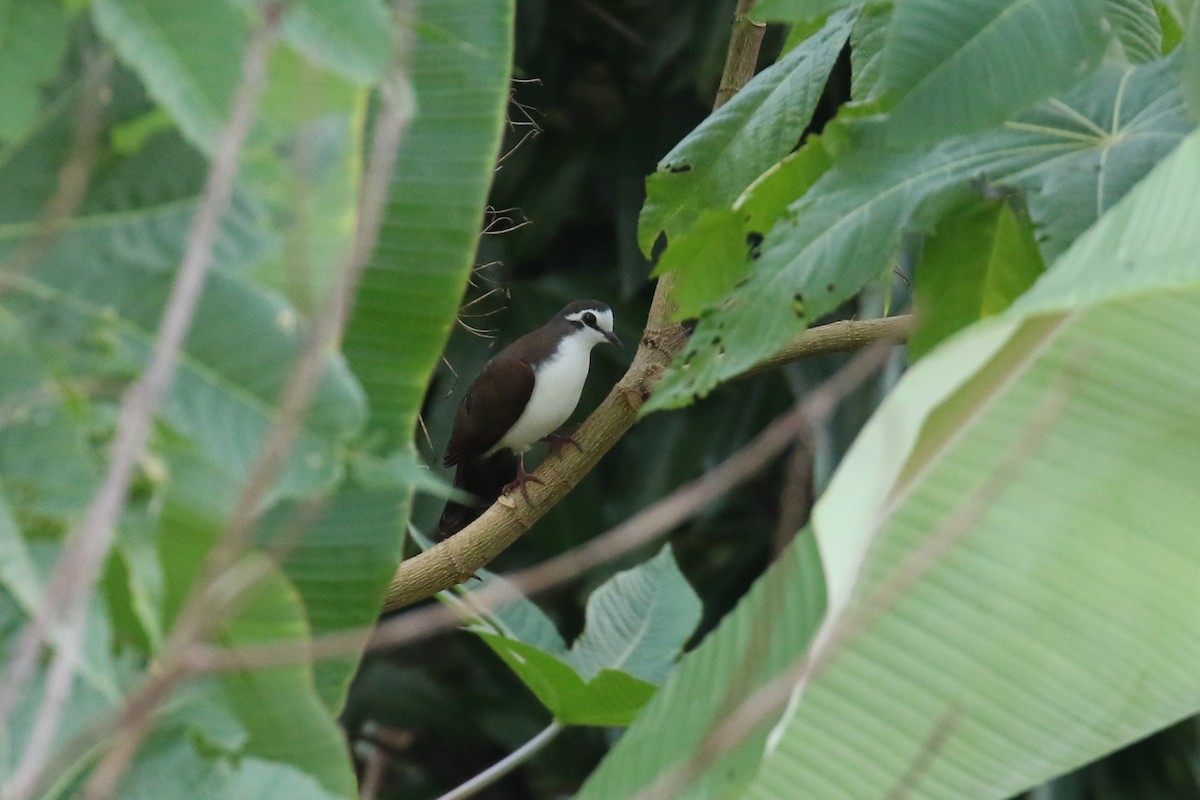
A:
[{"left": 583, "top": 311, "right": 597, "bottom": 327}]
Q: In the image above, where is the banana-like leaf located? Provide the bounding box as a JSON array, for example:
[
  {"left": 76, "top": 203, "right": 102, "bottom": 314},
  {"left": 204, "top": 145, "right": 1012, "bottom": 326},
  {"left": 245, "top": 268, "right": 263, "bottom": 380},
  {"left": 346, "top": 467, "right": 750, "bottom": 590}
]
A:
[
  {"left": 577, "top": 533, "right": 826, "bottom": 799},
  {"left": 343, "top": 0, "right": 515, "bottom": 448},
  {"left": 743, "top": 126, "right": 1200, "bottom": 798}
]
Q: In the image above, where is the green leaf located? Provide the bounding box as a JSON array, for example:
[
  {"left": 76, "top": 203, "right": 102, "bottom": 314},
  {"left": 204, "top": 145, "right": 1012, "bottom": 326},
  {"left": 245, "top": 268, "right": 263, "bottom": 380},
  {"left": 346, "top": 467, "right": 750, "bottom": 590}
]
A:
[
  {"left": 6, "top": 268, "right": 364, "bottom": 511},
  {"left": 0, "top": 0, "right": 70, "bottom": 144},
  {"left": 652, "top": 210, "right": 752, "bottom": 319},
  {"left": 655, "top": 137, "right": 838, "bottom": 320},
  {"left": 90, "top": 0, "right": 369, "bottom": 313},
  {"left": 850, "top": 3, "right": 891, "bottom": 103},
  {"left": 120, "top": 725, "right": 346, "bottom": 800},
  {"left": 1106, "top": 0, "right": 1165, "bottom": 63},
  {"left": 256, "top": 488, "right": 405, "bottom": 711},
  {"left": 577, "top": 532, "right": 827, "bottom": 799},
  {"left": 0, "top": 323, "right": 99, "bottom": 521},
  {"left": 637, "top": 8, "right": 856, "bottom": 254},
  {"left": 737, "top": 131, "right": 1200, "bottom": 798},
  {"left": 279, "top": 0, "right": 392, "bottom": 85},
  {"left": 646, "top": 55, "right": 1193, "bottom": 412},
  {"left": 882, "top": 0, "right": 1110, "bottom": 142},
  {"left": 476, "top": 634, "right": 658, "bottom": 727},
  {"left": 1180, "top": 0, "right": 1200, "bottom": 116},
  {"left": 90, "top": 0, "right": 251, "bottom": 152},
  {"left": 1159, "top": 0, "right": 1185, "bottom": 52},
  {"left": 3, "top": 660, "right": 120, "bottom": 788},
  {"left": 460, "top": 567, "right": 567, "bottom": 656},
  {"left": 0, "top": 488, "right": 40, "bottom": 614},
  {"left": 344, "top": 0, "right": 516, "bottom": 447},
  {"left": 157, "top": 506, "right": 356, "bottom": 797},
  {"left": 910, "top": 195, "right": 1045, "bottom": 359},
  {"left": 471, "top": 546, "right": 702, "bottom": 726},
  {"left": 566, "top": 546, "right": 703, "bottom": 686},
  {"left": 752, "top": 0, "right": 860, "bottom": 24}
]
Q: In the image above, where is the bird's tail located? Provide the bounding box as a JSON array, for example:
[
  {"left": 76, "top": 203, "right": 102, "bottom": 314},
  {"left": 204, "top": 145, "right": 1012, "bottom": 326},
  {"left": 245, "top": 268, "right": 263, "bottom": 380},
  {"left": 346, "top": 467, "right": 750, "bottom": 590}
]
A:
[{"left": 437, "top": 450, "right": 519, "bottom": 538}]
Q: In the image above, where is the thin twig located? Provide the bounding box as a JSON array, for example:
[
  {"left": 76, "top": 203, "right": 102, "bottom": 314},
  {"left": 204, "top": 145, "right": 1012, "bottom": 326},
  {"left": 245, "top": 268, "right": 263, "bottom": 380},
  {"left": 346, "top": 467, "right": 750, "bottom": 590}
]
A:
[
  {"left": 434, "top": 720, "right": 565, "bottom": 800},
  {"left": 0, "top": 9, "right": 285, "bottom": 798},
  {"left": 714, "top": 0, "right": 766, "bottom": 109},
  {"left": 884, "top": 708, "right": 961, "bottom": 800}
]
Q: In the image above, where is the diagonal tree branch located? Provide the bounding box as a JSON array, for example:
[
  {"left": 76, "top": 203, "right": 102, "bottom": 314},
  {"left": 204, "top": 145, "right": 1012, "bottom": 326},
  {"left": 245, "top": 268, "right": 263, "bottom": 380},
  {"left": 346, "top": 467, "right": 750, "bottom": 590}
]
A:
[
  {"left": 381, "top": 0, "right": 765, "bottom": 611},
  {"left": 383, "top": 314, "right": 911, "bottom": 611}
]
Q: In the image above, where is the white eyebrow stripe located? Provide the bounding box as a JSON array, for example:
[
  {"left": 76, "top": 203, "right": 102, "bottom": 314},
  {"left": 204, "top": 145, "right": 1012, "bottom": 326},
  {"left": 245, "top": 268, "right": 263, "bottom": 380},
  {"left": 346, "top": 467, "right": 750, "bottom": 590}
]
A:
[{"left": 565, "top": 307, "right": 614, "bottom": 331}]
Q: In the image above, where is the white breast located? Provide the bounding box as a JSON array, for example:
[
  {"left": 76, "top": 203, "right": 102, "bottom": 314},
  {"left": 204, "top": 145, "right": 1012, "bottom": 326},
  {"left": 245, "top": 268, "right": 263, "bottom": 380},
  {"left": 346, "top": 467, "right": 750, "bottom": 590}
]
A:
[{"left": 491, "top": 334, "right": 593, "bottom": 454}]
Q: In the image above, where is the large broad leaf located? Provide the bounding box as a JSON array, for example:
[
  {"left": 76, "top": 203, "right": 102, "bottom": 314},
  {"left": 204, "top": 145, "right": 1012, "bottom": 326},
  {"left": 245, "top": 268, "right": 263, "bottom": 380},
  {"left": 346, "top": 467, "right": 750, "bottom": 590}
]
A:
[
  {"left": 90, "top": 0, "right": 387, "bottom": 151},
  {"left": 738, "top": 126, "right": 1200, "bottom": 799},
  {"left": 1106, "top": 0, "right": 1165, "bottom": 63},
  {"left": 470, "top": 546, "right": 703, "bottom": 726},
  {"left": 881, "top": 0, "right": 1110, "bottom": 142},
  {"left": 344, "top": 0, "right": 515, "bottom": 449},
  {"left": 255, "top": 488, "right": 405, "bottom": 711},
  {"left": 90, "top": 0, "right": 372, "bottom": 313},
  {"left": 3, "top": 253, "right": 364, "bottom": 515},
  {"left": 582, "top": 112, "right": 1200, "bottom": 800},
  {"left": 0, "top": 0, "right": 70, "bottom": 144},
  {"left": 576, "top": 533, "right": 826, "bottom": 799},
  {"left": 850, "top": 3, "right": 892, "bottom": 103},
  {"left": 638, "top": 8, "right": 855, "bottom": 254},
  {"left": 155, "top": 505, "right": 356, "bottom": 798},
  {"left": 646, "top": 55, "right": 1193, "bottom": 411}
]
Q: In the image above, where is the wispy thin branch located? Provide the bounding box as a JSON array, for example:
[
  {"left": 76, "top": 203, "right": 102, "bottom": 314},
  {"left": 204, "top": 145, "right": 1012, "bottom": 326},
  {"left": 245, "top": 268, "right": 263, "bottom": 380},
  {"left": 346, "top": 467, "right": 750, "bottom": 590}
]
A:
[{"left": 433, "top": 720, "right": 564, "bottom": 800}]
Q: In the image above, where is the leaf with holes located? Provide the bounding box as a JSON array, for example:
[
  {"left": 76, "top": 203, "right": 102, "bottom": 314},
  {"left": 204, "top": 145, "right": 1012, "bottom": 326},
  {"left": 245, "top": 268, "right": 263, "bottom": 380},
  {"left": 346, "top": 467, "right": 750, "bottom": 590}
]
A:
[
  {"left": 644, "top": 55, "right": 1193, "bottom": 411},
  {"left": 638, "top": 8, "right": 855, "bottom": 255}
]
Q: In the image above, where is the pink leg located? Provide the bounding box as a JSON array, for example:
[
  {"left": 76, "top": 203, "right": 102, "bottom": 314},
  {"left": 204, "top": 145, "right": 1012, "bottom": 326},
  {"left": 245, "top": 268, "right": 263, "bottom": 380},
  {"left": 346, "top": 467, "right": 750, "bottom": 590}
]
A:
[
  {"left": 541, "top": 430, "right": 583, "bottom": 457},
  {"left": 502, "top": 455, "right": 544, "bottom": 504}
]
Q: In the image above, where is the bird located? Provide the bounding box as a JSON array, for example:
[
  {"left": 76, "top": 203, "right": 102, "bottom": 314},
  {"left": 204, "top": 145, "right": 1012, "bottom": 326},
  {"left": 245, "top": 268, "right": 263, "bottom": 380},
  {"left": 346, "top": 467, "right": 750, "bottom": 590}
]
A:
[{"left": 437, "top": 300, "right": 622, "bottom": 538}]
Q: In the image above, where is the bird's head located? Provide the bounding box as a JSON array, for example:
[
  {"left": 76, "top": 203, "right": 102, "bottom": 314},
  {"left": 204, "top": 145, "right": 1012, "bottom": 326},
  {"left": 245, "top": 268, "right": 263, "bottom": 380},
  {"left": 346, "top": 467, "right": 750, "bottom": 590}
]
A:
[{"left": 559, "top": 300, "right": 622, "bottom": 348}]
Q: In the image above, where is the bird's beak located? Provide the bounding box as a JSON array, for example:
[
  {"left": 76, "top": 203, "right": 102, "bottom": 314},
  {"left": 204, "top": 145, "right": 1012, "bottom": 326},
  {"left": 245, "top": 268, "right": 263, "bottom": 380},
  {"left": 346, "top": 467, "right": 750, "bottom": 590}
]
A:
[{"left": 604, "top": 330, "right": 623, "bottom": 348}]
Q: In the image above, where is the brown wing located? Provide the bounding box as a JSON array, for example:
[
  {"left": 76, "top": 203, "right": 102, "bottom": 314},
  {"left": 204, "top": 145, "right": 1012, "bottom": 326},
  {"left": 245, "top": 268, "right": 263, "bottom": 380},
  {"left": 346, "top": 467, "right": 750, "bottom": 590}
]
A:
[{"left": 442, "top": 354, "right": 535, "bottom": 467}]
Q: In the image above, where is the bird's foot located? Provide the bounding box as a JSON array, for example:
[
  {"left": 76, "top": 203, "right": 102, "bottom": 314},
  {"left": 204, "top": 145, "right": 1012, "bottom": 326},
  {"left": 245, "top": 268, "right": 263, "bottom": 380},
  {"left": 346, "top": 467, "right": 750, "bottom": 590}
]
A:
[
  {"left": 502, "top": 460, "right": 544, "bottom": 505},
  {"left": 541, "top": 429, "right": 583, "bottom": 457}
]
